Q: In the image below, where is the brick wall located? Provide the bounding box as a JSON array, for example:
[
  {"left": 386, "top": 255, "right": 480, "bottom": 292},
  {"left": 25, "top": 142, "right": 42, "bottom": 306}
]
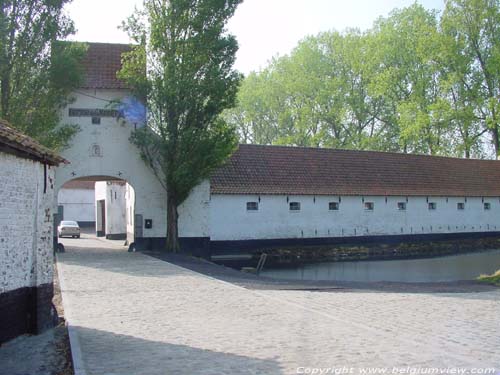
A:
[{"left": 0, "top": 152, "right": 56, "bottom": 343}]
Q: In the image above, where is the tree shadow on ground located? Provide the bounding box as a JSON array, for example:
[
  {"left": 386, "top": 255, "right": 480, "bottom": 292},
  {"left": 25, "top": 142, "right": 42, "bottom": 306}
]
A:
[{"left": 72, "top": 325, "right": 284, "bottom": 375}]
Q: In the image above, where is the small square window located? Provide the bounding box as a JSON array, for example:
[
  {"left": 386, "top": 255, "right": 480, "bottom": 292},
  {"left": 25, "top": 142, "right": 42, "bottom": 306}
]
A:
[
  {"left": 246, "top": 202, "right": 258, "bottom": 211},
  {"left": 329, "top": 202, "right": 339, "bottom": 211},
  {"left": 428, "top": 202, "right": 437, "bottom": 210},
  {"left": 92, "top": 116, "right": 101, "bottom": 124},
  {"left": 364, "top": 202, "right": 374, "bottom": 211},
  {"left": 484, "top": 202, "right": 491, "bottom": 210},
  {"left": 457, "top": 202, "right": 465, "bottom": 210},
  {"left": 289, "top": 202, "right": 301, "bottom": 211},
  {"left": 397, "top": 202, "right": 406, "bottom": 210}
]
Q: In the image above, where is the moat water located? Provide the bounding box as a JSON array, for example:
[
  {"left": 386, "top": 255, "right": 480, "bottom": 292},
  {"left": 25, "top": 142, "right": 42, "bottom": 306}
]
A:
[{"left": 260, "top": 249, "right": 500, "bottom": 283}]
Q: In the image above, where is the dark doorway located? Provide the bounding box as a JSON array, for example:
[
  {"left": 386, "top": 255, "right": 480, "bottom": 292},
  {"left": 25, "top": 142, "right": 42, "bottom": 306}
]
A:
[{"left": 97, "top": 199, "right": 106, "bottom": 237}]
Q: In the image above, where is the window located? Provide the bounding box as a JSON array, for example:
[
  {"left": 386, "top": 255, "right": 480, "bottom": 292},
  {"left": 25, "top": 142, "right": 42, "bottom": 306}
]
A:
[
  {"left": 457, "top": 202, "right": 465, "bottom": 210},
  {"left": 364, "top": 202, "right": 374, "bottom": 211},
  {"left": 428, "top": 202, "right": 437, "bottom": 210},
  {"left": 329, "top": 202, "right": 339, "bottom": 211},
  {"left": 397, "top": 202, "right": 406, "bottom": 211},
  {"left": 289, "top": 202, "right": 301, "bottom": 211},
  {"left": 91, "top": 116, "right": 101, "bottom": 124},
  {"left": 484, "top": 202, "right": 491, "bottom": 210},
  {"left": 246, "top": 202, "right": 259, "bottom": 211}
]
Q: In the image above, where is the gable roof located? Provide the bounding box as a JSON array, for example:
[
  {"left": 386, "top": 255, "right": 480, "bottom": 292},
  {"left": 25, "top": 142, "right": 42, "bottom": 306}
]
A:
[
  {"left": 210, "top": 144, "right": 500, "bottom": 197},
  {"left": 80, "top": 42, "right": 131, "bottom": 90},
  {"left": 0, "top": 119, "right": 67, "bottom": 165}
]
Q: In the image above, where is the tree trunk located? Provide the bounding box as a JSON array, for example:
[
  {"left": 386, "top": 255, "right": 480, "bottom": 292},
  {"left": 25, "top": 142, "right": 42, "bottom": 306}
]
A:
[
  {"left": 0, "top": 75, "right": 10, "bottom": 117},
  {"left": 492, "top": 125, "right": 499, "bottom": 159},
  {"left": 166, "top": 190, "right": 180, "bottom": 252}
]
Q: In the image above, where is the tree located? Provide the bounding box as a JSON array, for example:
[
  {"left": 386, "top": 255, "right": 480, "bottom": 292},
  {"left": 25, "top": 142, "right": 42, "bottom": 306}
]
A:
[
  {"left": 441, "top": 0, "right": 500, "bottom": 157},
  {"left": 369, "top": 4, "right": 448, "bottom": 155},
  {"left": 120, "top": 0, "right": 242, "bottom": 252},
  {"left": 0, "top": 0, "right": 85, "bottom": 150}
]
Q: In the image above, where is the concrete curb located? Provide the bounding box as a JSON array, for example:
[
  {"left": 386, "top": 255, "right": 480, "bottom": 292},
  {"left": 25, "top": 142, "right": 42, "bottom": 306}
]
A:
[{"left": 55, "top": 254, "right": 87, "bottom": 375}]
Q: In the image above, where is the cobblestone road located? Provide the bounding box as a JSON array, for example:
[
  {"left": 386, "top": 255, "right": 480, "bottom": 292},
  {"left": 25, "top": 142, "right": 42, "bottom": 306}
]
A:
[{"left": 57, "top": 235, "right": 500, "bottom": 375}]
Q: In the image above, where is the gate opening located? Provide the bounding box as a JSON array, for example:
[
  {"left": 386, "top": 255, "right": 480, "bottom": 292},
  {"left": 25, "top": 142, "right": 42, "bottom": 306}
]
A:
[{"left": 56, "top": 176, "right": 136, "bottom": 245}]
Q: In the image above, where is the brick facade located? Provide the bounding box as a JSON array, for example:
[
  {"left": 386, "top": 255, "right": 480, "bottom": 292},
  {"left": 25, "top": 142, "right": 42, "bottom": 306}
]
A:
[{"left": 0, "top": 152, "right": 58, "bottom": 343}]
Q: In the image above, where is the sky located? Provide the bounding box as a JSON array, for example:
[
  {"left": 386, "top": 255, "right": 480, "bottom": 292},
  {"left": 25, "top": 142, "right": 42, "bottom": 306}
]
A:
[{"left": 65, "top": 0, "right": 445, "bottom": 74}]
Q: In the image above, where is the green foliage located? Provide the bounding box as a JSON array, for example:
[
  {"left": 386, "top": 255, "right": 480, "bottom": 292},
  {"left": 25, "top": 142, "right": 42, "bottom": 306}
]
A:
[
  {"left": 0, "top": 0, "right": 85, "bottom": 151},
  {"left": 226, "top": 1, "right": 500, "bottom": 158},
  {"left": 478, "top": 270, "right": 500, "bottom": 286},
  {"left": 441, "top": 0, "right": 500, "bottom": 157},
  {"left": 120, "top": 0, "right": 242, "bottom": 251}
]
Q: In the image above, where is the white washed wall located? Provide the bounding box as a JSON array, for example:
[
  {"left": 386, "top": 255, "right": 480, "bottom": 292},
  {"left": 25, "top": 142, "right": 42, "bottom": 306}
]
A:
[
  {"left": 209, "top": 194, "right": 500, "bottom": 241},
  {"left": 57, "top": 188, "right": 94, "bottom": 222},
  {"left": 55, "top": 89, "right": 210, "bottom": 240},
  {"left": 179, "top": 180, "right": 210, "bottom": 238},
  {"left": 95, "top": 182, "right": 127, "bottom": 236},
  {"left": 0, "top": 153, "right": 55, "bottom": 293},
  {"left": 126, "top": 183, "right": 135, "bottom": 240}
]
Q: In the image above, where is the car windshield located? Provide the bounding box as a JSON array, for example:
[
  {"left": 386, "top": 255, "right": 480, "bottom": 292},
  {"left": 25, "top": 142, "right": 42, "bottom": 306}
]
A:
[{"left": 61, "top": 221, "right": 78, "bottom": 226}]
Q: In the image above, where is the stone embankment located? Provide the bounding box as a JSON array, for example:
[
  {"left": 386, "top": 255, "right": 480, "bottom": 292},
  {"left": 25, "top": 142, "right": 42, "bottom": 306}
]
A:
[{"left": 254, "top": 236, "right": 500, "bottom": 267}]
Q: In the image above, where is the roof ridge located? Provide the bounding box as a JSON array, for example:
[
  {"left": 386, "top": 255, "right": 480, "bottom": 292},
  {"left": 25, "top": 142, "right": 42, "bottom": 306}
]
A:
[{"left": 237, "top": 143, "right": 497, "bottom": 162}]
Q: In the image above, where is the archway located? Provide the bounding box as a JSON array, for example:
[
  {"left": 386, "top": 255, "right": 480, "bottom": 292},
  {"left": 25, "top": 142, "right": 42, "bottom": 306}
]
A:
[{"left": 56, "top": 176, "right": 137, "bottom": 246}]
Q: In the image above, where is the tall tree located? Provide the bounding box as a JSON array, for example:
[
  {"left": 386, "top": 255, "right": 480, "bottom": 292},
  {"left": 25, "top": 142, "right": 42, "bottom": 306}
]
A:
[
  {"left": 120, "top": 0, "right": 242, "bottom": 252},
  {"left": 369, "top": 4, "right": 446, "bottom": 155},
  {"left": 441, "top": 0, "right": 500, "bottom": 157},
  {"left": 0, "top": 0, "right": 85, "bottom": 150}
]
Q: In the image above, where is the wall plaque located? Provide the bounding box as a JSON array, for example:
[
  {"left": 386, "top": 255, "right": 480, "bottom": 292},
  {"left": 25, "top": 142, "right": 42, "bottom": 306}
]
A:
[{"left": 69, "top": 108, "right": 119, "bottom": 118}]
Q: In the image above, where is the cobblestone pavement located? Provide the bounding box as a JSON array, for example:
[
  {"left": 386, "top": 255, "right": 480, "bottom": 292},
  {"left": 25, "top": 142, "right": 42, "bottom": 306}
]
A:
[{"left": 57, "top": 235, "right": 500, "bottom": 375}]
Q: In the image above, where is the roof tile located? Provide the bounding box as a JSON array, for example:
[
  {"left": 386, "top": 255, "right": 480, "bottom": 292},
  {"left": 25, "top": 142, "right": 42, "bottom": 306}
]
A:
[
  {"left": 80, "top": 42, "right": 131, "bottom": 90},
  {"left": 0, "top": 119, "right": 67, "bottom": 165},
  {"left": 210, "top": 144, "right": 500, "bottom": 197}
]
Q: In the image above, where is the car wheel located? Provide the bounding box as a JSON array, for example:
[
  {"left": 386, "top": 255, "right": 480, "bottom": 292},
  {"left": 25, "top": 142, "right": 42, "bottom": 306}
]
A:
[
  {"left": 76, "top": 235, "right": 80, "bottom": 238},
  {"left": 58, "top": 234, "right": 62, "bottom": 238}
]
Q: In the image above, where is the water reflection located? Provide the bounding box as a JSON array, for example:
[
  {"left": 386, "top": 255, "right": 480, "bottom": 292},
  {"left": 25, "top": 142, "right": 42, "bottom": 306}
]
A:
[{"left": 260, "top": 249, "right": 500, "bottom": 283}]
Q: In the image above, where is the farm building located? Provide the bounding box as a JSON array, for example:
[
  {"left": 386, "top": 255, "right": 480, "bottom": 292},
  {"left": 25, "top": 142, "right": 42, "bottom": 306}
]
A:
[
  {"left": 54, "top": 42, "right": 500, "bottom": 257},
  {"left": 0, "top": 119, "right": 65, "bottom": 343}
]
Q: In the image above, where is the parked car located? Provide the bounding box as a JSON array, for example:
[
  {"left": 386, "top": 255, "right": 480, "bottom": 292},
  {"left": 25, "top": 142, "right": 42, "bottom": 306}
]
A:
[{"left": 58, "top": 221, "right": 80, "bottom": 238}]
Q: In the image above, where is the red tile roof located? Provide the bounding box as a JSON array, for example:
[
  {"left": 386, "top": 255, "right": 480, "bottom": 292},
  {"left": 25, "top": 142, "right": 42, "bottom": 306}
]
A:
[
  {"left": 61, "top": 180, "right": 95, "bottom": 190},
  {"left": 210, "top": 144, "right": 500, "bottom": 197},
  {"left": 80, "top": 42, "right": 131, "bottom": 90},
  {"left": 0, "top": 119, "right": 67, "bottom": 165}
]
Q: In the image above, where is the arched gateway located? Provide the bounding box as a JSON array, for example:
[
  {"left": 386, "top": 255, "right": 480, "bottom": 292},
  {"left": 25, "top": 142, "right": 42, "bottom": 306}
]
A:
[{"left": 54, "top": 43, "right": 209, "bottom": 253}]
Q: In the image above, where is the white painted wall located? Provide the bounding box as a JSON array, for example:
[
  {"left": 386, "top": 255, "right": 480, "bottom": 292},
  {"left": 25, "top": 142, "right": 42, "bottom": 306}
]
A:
[
  {"left": 0, "top": 153, "right": 55, "bottom": 293},
  {"left": 209, "top": 194, "right": 500, "bottom": 241},
  {"left": 106, "top": 182, "right": 126, "bottom": 236},
  {"left": 95, "top": 181, "right": 127, "bottom": 236},
  {"left": 55, "top": 89, "right": 210, "bottom": 242},
  {"left": 57, "top": 188, "right": 94, "bottom": 222},
  {"left": 179, "top": 180, "right": 210, "bottom": 238},
  {"left": 126, "top": 182, "right": 135, "bottom": 241}
]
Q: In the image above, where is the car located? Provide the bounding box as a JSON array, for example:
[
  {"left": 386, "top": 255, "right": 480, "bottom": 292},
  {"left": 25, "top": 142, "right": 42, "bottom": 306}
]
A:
[{"left": 58, "top": 220, "right": 81, "bottom": 238}]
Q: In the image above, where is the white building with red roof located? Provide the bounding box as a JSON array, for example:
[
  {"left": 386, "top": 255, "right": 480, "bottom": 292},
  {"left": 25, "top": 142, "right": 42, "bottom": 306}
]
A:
[{"left": 53, "top": 42, "right": 500, "bottom": 259}]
